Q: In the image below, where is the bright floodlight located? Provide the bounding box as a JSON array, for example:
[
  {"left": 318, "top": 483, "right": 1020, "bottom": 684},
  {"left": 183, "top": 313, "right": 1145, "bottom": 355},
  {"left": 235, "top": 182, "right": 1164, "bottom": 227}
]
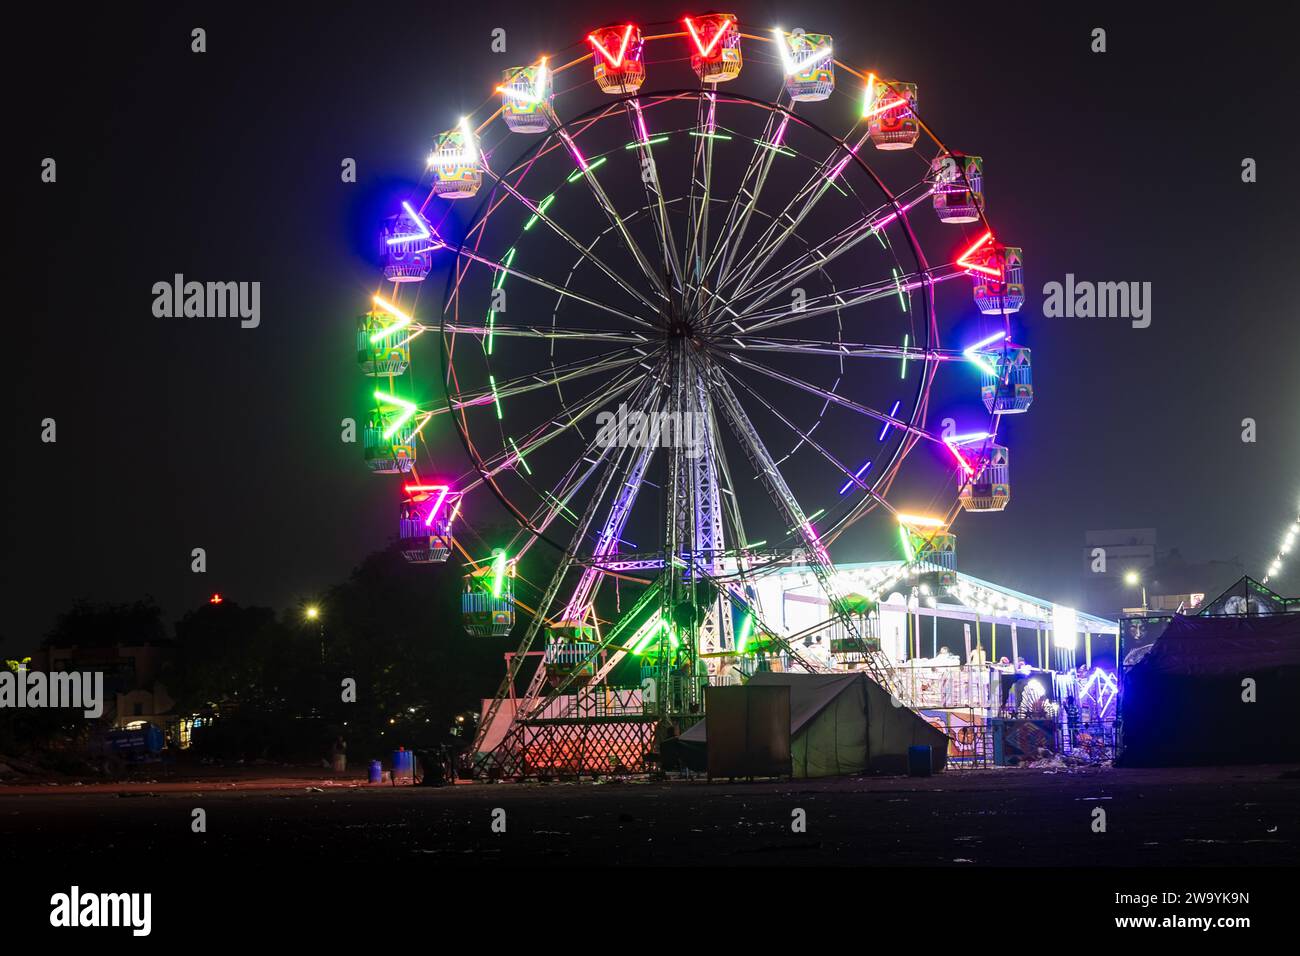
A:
[
  {"left": 1123, "top": 570, "right": 1140, "bottom": 586},
  {"left": 305, "top": 605, "right": 320, "bottom": 620}
]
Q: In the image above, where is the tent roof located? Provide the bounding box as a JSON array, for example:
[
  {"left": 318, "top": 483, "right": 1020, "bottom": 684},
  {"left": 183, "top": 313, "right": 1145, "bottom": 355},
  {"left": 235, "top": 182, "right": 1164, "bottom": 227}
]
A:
[
  {"left": 679, "top": 672, "right": 864, "bottom": 743},
  {"left": 1139, "top": 612, "right": 1300, "bottom": 677}
]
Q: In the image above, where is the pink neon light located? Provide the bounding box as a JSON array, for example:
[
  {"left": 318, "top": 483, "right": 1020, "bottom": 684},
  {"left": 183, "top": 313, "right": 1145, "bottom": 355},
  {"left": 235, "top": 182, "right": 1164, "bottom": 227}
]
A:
[
  {"left": 684, "top": 16, "right": 732, "bottom": 57},
  {"left": 589, "top": 24, "right": 635, "bottom": 66},
  {"left": 944, "top": 442, "right": 975, "bottom": 475},
  {"left": 771, "top": 113, "right": 790, "bottom": 148},
  {"left": 956, "top": 231, "right": 1001, "bottom": 277},
  {"left": 404, "top": 484, "right": 453, "bottom": 526}
]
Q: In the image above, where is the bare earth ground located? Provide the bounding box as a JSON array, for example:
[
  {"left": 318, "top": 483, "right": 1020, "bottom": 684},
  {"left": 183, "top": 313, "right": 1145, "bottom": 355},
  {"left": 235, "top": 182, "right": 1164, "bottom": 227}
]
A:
[{"left": 2, "top": 764, "right": 1297, "bottom": 866}]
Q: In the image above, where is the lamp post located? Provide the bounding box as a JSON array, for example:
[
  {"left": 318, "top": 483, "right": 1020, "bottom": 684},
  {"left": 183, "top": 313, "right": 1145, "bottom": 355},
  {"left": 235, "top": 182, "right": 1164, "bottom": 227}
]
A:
[{"left": 1123, "top": 570, "right": 1147, "bottom": 610}]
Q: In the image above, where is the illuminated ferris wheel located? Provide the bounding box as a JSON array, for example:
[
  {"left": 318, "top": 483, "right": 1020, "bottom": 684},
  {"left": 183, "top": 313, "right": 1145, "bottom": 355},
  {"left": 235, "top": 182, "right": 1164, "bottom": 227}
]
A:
[{"left": 353, "top": 15, "right": 1034, "bottom": 754}]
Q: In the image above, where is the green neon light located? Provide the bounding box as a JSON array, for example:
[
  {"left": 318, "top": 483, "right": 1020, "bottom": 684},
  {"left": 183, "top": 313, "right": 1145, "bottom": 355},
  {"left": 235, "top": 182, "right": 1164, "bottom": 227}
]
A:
[
  {"left": 374, "top": 391, "right": 416, "bottom": 438},
  {"left": 508, "top": 437, "right": 532, "bottom": 474},
  {"left": 488, "top": 375, "right": 503, "bottom": 419},
  {"left": 523, "top": 194, "right": 555, "bottom": 230},
  {"left": 754, "top": 140, "right": 796, "bottom": 157},
  {"left": 490, "top": 549, "right": 507, "bottom": 599},
  {"left": 624, "top": 135, "right": 669, "bottom": 149},
  {"left": 900, "top": 334, "right": 909, "bottom": 379},
  {"left": 743, "top": 539, "right": 767, "bottom": 549},
  {"left": 566, "top": 156, "right": 608, "bottom": 182},
  {"left": 891, "top": 267, "right": 908, "bottom": 312},
  {"left": 899, "top": 525, "right": 916, "bottom": 562},
  {"left": 368, "top": 314, "right": 410, "bottom": 345},
  {"left": 736, "top": 613, "right": 754, "bottom": 653},
  {"left": 689, "top": 131, "right": 733, "bottom": 140}
]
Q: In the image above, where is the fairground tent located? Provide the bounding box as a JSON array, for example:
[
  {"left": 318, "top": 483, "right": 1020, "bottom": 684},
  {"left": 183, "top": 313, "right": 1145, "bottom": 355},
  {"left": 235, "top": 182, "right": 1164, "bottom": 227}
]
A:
[
  {"left": 670, "top": 672, "right": 949, "bottom": 778},
  {"left": 1119, "top": 607, "right": 1300, "bottom": 766}
]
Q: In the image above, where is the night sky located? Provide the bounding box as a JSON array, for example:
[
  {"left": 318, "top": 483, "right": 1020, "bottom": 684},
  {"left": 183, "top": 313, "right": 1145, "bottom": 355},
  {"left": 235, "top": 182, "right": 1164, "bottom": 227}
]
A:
[{"left": 9, "top": 2, "right": 1297, "bottom": 646}]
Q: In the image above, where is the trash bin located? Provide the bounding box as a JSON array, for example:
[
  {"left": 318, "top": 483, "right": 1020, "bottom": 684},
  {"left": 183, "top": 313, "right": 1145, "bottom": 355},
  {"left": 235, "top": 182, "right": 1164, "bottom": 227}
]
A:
[
  {"left": 391, "top": 748, "right": 414, "bottom": 784},
  {"left": 368, "top": 760, "right": 383, "bottom": 784},
  {"left": 907, "top": 745, "right": 933, "bottom": 777}
]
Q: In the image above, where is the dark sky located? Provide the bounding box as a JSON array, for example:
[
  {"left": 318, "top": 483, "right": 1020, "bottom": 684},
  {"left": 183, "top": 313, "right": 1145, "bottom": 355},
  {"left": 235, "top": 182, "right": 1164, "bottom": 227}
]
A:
[{"left": 9, "top": 1, "right": 1297, "bottom": 646}]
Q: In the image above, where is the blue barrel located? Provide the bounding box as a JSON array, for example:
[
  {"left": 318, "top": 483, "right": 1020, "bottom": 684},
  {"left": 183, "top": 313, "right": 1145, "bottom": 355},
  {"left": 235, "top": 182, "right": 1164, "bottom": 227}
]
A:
[
  {"left": 907, "top": 745, "right": 933, "bottom": 777},
  {"left": 368, "top": 760, "right": 383, "bottom": 784},
  {"left": 391, "top": 748, "right": 414, "bottom": 779}
]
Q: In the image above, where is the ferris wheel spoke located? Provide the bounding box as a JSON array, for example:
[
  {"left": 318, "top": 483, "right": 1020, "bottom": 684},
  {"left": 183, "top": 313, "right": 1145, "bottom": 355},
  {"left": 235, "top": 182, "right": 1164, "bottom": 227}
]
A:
[
  {"left": 452, "top": 244, "right": 657, "bottom": 329},
  {"left": 473, "top": 359, "right": 657, "bottom": 478},
  {"left": 728, "top": 183, "right": 936, "bottom": 318},
  {"left": 713, "top": 349, "right": 938, "bottom": 445},
  {"left": 553, "top": 128, "right": 670, "bottom": 306},
  {"left": 451, "top": 349, "right": 649, "bottom": 411},
  {"left": 709, "top": 335, "right": 963, "bottom": 363},
  {"left": 480, "top": 160, "right": 666, "bottom": 317},
  {"left": 713, "top": 360, "right": 889, "bottom": 505},
  {"left": 443, "top": 322, "right": 653, "bottom": 344},
  {"left": 700, "top": 103, "right": 790, "bottom": 290},
  {"left": 719, "top": 128, "right": 872, "bottom": 300},
  {"left": 621, "top": 100, "right": 686, "bottom": 298},
  {"left": 683, "top": 91, "right": 720, "bottom": 314}
]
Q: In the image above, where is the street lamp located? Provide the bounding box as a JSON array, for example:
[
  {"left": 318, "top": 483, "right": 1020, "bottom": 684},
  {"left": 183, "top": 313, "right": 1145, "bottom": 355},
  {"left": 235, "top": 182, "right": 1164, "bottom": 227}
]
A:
[
  {"left": 1123, "top": 570, "right": 1147, "bottom": 609},
  {"left": 305, "top": 605, "right": 320, "bottom": 621}
]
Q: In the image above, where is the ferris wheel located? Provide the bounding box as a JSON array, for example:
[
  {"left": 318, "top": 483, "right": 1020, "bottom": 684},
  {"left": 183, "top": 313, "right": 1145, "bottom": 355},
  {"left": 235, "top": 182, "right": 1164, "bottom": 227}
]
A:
[{"left": 354, "top": 15, "right": 1033, "bottom": 758}]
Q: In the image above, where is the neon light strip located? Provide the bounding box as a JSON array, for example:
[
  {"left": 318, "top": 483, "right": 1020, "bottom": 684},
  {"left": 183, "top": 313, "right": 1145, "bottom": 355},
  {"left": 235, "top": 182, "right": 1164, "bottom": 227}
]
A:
[
  {"left": 899, "top": 525, "right": 916, "bottom": 561},
  {"left": 488, "top": 375, "right": 503, "bottom": 419},
  {"left": 588, "top": 24, "right": 635, "bottom": 67},
  {"left": 369, "top": 296, "right": 412, "bottom": 343},
  {"left": 375, "top": 391, "right": 417, "bottom": 438},
  {"left": 508, "top": 437, "right": 532, "bottom": 475},
  {"left": 896, "top": 513, "right": 946, "bottom": 527},
  {"left": 386, "top": 201, "right": 432, "bottom": 246},
  {"left": 625, "top": 135, "right": 669, "bottom": 149},
  {"left": 877, "top": 399, "right": 902, "bottom": 441},
  {"left": 772, "top": 29, "right": 832, "bottom": 76},
  {"left": 495, "top": 59, "right": 549, "bottom": 103},
  {"left": 900, "top": 334, "right": 909, "bottom": 378},
  {"left": 566, "top": 155, "right": 607, "bottom": 181},
  {"left": 684, "top": 16, "right": 732, "bottom": 57},
  {"left": 688, "top": 130, "right": 732, "bottom": 140},
  {"left": 891, "top": 268, "right": 908, "bottom": 311},
  {"left": 838, "top": 459, "right": 873, "bottom": 495},
  {"left": 963, "top": 331, "right": 1009, "bottom": 375},
  {"left": 523, "top": 193, "right": 555, "bottom": 230},
  {"left": 490, "top": 550, "right": 508, "bottom": 599},
  {"left": 956, "top": 230, "right": 1000, "bottom": 276}
]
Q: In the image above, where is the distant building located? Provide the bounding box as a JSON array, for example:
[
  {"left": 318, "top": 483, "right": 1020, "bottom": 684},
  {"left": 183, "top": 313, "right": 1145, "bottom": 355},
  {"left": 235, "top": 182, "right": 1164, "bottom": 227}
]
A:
[{"left": 1082, "top": 528, "right": 1245, "bottom": 620}]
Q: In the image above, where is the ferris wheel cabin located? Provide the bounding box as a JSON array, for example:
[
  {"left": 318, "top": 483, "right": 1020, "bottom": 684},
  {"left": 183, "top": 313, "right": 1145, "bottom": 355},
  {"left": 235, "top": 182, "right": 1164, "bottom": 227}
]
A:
[
  {"left": 980, "top": 347, "right": 1034, "bottom": 414},
  {"left": 356, "top": 310, "right": 410, "bottom": 377},
  {"left": 959, "top": 443, "right": 1011, "bottom": 512},
  {"left": 867, "top": 79, "right": 919, "bottom": 149},
  {"left": 931, "top": 152, "right": 985, "bottom": 224},
  {"left": 429, "top": 123, "right": 482, "bottom": 199},
  {"left": 972, "top": 244, "right": 1025, "bottom": 315},
  {"left": 499, "top": 63, "right": 553, "bottom": 134},
  {"left": 462, "top": 551, "right": 516, "bottom": 637},
  {"left": 686, "top": 14, "right": 742, "bottom": 83},
  {"left": 589, "top": 24, "right": 646, "bottom": 93},
  {"left": 778, "top": 29, "right": 835, "bottom": 102},
  {"left": 398, "top": 488, "right": 455, "bottom": 564},
  {"left": 362, "top": 412, "right": 416, "bottom": 474}
]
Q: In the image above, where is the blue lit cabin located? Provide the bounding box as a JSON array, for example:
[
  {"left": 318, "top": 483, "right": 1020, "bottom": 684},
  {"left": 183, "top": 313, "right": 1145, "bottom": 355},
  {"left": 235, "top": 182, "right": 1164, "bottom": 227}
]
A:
[
  {"left": 363, "top": 412, "right": 416, "bottom": 473},
  {"left": 932, "top": 152, "right": 984, "bottom": 224},
  {"left": 500, "top": 63, "right": 553, "bottom": 133},
  {"left": 461, "top": 554, "right": 515, "bottom": 637},
  {"left": 544, "top": 626, "right": 599, "bottom": 684},
  {"left": 357, "top": 310, "right": 410, "bottom": 376},
  {"left": 959, "top": 443, "right": 1010, "bottom": 512},
  {"left": 381, "top": 219, "right": 433, "bottom": 283},
  {"left": 980, "top": 348, "right": 1034, "bottom": 414},
  {"left": 972, "top": 244, "right": 1024, "bottom": 314},
  {"left": 688, "top": 14, "right": 742, "bottom": 83},
  {"left": 398, "top": 494, "right": 454, "bottom": 564},
  {"left": 430, "top": 124, "right": 482, "bottom": 199},
  {"left": 780, "top": 30, "right": 834, "bottom": 102},
  {"left": 590, "top": 24, "right": 646, "bottom": 93},
  {"left": 867, "top": 80, "right": 919, "bottom": 150}
]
